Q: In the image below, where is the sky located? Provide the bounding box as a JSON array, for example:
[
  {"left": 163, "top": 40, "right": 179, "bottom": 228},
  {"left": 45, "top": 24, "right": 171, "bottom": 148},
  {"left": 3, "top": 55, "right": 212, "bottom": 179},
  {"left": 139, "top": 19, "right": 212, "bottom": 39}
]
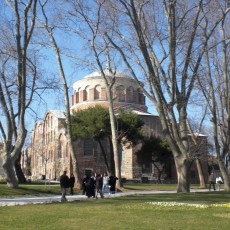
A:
[{"left": 0, "top": 0, "right": 215, "bottom": 146}]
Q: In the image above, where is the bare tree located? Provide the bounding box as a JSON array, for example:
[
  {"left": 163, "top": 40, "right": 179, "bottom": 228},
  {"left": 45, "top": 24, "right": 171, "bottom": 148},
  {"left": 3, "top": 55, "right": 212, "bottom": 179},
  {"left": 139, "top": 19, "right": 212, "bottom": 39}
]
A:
[
  {"left": 0, "top": 0, "right": 38, "bottom": 188},
  {"left": 101, "top": 0, "right": 225, "bottom": 192},
  {"left": 38, "top": 0, "right": 82, "bottom": 187},
  {"left": 57, "top": 0, "right": 123, "bottom": 187},
  {"left": 197, "top": 1, "right": 230, "bottom": 190}
]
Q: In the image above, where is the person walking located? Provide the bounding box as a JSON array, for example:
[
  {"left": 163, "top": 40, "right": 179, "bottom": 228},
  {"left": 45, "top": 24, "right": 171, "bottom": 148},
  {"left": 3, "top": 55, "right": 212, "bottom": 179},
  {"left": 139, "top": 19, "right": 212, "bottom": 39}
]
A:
[
  {"left": 88, "top": 175, "right": 96, "bottom": 198},
  {"left": 82, "top": 175, "right": 88, "bottom": 195},
  {"left": 109, "top": 174, "right": 118, "bottom": 194},
  {"left": 102, "top": 172, "right": 110, "bottom": 194},
  {"left": 208, "top": 171, "right": 216, "bottom": 191},
  {"left": 95, "top": 173, "right": 104, "bottom": 199},
  {"left": 69, "top": 173, "right": 75, "bottom": 195},
  {"left": 216, "top": 176, "right": 223, "bottom": 191},
  {"left": 60, "top": 171, "right": 69, "bottom": 202}
]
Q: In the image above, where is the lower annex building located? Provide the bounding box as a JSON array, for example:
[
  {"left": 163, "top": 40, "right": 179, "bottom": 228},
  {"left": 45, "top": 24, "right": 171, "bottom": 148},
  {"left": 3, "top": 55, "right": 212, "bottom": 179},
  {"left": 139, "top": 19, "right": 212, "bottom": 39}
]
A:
[{"left": 27, "top": 70, "right": 209, "bottom": 182}]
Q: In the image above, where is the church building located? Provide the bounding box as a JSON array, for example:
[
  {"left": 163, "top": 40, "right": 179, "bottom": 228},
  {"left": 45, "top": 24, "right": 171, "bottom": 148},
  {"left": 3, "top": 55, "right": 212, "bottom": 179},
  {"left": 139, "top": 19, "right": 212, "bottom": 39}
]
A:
[{"left": 27, "top": 70, "right": 208, "bottom": 182}]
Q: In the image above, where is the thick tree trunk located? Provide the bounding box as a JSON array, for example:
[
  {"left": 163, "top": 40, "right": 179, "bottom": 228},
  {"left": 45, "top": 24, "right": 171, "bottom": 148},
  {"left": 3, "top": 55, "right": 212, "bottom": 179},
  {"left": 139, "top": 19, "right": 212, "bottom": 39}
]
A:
[
  {"left": 98, "top": 139, "right": 110, "bottom": 173},
  {"left": 14, "top": 154, "right": 27, "bottom": 183},
  {"left": 2, "top": 155, "right": 18, "bottom": 188},
  {"left": 174, "top": 156, "right": 190, "bottom": 192},
  {"left": 196, "top": 158, "right": 206, "bottom": 188}
]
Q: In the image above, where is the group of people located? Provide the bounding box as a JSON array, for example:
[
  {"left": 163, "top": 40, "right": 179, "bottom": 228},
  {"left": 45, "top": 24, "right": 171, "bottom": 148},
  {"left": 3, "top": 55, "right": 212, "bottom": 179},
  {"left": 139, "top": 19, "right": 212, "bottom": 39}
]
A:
[
  {"left": 82, "top": 172, "right": 118, "bottom": 198},
  {"left": 60, "top": 171, "right": 118, "bottom": 201},
  {"left": 60, "top": 171, "right": 75, "bottom": 202}
]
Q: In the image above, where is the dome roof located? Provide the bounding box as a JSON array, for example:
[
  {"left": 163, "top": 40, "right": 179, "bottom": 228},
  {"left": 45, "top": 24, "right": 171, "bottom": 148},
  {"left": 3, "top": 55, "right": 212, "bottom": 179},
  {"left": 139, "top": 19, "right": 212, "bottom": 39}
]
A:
[{"left": 84, "top": 69, "right": 131, "bottom": 79}]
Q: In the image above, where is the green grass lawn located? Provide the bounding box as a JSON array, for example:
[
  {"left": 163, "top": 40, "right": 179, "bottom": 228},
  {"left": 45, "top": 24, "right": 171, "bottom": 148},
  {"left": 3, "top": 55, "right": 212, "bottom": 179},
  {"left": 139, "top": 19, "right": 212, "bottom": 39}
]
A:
[
  {"left": 0, "top": 183, "right": 230, "bottom": 229},
  {"left": 0, "top": 192, "right": 230, "bottom": 230},
  {"left": 0, "top": 182, "right": 61, "bottom": 197},
  {"left": 0, "top": 182, "right": 196, "bottom": 197}
]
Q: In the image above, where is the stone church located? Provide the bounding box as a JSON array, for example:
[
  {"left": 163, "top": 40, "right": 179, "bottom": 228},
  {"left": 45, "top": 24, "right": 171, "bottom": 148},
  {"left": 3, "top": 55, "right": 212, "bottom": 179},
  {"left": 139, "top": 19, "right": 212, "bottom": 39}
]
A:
[{"left": 27, "top": 70, "right": 208, "bottom": 182}]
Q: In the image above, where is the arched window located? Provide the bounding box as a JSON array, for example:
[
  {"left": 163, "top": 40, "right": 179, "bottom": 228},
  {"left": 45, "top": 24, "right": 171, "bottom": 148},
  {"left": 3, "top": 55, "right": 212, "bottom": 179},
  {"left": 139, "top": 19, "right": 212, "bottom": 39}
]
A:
[
  {"left": 95, "top": 85, "right": 101, "bottom": 100},
  {"left": 85, "top": 86, "right": 89, "bottom": 101}
]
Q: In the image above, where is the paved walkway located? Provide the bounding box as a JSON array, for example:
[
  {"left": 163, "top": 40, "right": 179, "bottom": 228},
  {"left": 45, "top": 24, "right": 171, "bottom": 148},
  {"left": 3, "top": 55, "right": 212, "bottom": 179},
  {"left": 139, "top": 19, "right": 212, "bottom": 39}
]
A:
[{"left": 0, "top": 188, "right": 212, "bottom": 207}]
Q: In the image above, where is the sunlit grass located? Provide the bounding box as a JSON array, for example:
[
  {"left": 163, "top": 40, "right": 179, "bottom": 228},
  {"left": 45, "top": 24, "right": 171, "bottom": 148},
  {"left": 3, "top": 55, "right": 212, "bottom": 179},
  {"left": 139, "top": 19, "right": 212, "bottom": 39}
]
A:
[{"left": 1, "top": 193, "right": 230, "bottom": 229}]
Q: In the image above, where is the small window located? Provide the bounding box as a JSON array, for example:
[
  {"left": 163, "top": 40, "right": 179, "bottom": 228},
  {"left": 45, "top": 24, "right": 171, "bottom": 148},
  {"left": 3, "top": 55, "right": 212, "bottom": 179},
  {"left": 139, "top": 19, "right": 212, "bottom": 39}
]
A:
[
  {"left": 84, "top": 138, "right": 94, "bottom": 156},
  {"left": 142, "top": 162, "right": 152, "bottom": 174}
]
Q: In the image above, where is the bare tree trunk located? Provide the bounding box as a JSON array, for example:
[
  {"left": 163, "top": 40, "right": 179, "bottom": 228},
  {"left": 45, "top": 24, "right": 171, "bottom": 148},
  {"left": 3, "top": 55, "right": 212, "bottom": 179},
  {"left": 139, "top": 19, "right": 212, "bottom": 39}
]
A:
[
  {"left": 174, "top": 156, "right": 190, "bottom": 193},
  {"left": 14, "top": 152, "right": 27, "bottom": 183},
  {"left": 40, "top": 5, "right": 81, "bottom": 187},
  {"left": 97, "top": 139, "right": 110, "bottom": 173},
  {"left": 195, "top": 159, "right": 206, "bottom": 188},
  {"left": 0, "top": 0, "right": 37, "bottom": 188},
  {"left": 2, "top": 154, "right": 18, "bottom": 187},
  {"left": 219, "top": 160, "right": 230, "bottom": 191},
  {"left": 107, "top": 88, "right": 122, "bottom": 187},
  {"left": 108, "top": 136, "right": 115, "bottom": 175}
]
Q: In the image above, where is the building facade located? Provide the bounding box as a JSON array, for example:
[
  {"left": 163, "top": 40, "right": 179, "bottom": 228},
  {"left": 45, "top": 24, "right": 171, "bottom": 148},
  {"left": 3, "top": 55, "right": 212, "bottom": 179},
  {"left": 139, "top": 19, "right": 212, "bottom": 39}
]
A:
[{"left": 28, "top": 110, "right": 70, "bottom": 180}]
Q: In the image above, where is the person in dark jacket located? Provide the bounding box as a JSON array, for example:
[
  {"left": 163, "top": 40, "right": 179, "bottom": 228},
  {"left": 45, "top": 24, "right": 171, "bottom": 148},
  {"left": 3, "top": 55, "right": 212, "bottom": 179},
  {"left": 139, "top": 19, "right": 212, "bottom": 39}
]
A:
[
  {"left": 86, "top": 176, "right": 96, "bottom": 198},
  {"left": 69, "top": 173, "right": 75, "bottom": 195},
  {"left": 60, "top": 171, "right": 69, "bottom": 202},
  {"left": 95, "top": 173, "right": 104, "bottom": 199},
  {"left": 82, "top": 175, "right": 88, "bottom": 195},
  {"left": 109, "top": 174, "right": 118, "bottom": 194}
]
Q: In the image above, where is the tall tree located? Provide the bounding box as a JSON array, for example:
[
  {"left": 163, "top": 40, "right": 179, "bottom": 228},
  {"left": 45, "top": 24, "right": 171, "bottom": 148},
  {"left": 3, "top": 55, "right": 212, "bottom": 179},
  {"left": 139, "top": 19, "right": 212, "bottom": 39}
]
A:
[
  {"left": 71, "top": 106, "right": 145, "bottom": 175},
  {"left": 39, "top": 0, "right": 81, "bottom": 187},
  {"left": 197, "top": 1, "right": 230, "bottom": 190},
  {"left": 62, "top": 0, "right": 123, "bottom": 187},
  {"left": 0, "top": 0, "right": 38, "bottom": 187},
  {"left": 71, "top": 106, "right": 112, "bottom": 173},
  {"left": 102, "top": 0, "right": 225, "bottom": 192}
]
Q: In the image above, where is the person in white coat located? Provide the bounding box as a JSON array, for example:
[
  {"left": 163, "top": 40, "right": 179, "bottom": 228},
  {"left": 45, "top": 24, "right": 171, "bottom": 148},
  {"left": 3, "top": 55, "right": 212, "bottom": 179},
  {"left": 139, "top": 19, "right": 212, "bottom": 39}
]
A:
[
  {"left": 102, "top": 172, "right": 110, "bottom": 194},
  {"left": 216, "top": 176, "right": 223, "bottom": 191}
]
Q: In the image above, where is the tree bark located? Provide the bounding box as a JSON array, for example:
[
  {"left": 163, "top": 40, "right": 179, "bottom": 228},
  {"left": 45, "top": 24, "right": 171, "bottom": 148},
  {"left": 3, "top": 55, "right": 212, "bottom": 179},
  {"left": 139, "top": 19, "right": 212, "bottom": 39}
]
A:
[
  {"left": 14, "top": 152, "right": 27, "bottom": 183},
  {"left": 2, "top": 155, "right": 18, "bottom": 188},
  {"left": 174, "top": 156, "right": 190, "bottom": 193},
  {"left": 195, "top": 158, "right": 206, "bottom": 188},
  {"left": 97, "top": 139, "right": 111, "bottom": 173}
]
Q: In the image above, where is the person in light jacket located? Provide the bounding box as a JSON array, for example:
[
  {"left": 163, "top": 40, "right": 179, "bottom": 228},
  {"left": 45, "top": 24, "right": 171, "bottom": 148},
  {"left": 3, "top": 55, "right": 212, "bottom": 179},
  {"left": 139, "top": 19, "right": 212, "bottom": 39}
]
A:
[
  {"left": 216, "top": 176, "right": 223, "bottom": 191},
  {"left": 102, "top": 172, "right": 110, "bottom": 194}
]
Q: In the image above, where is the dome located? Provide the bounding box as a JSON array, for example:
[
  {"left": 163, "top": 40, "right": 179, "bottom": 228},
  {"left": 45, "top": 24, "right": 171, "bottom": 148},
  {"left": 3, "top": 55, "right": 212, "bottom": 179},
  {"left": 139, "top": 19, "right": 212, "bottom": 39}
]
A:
[{"left": 84, "top": 69, "right": 131, "bottom": 79}]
